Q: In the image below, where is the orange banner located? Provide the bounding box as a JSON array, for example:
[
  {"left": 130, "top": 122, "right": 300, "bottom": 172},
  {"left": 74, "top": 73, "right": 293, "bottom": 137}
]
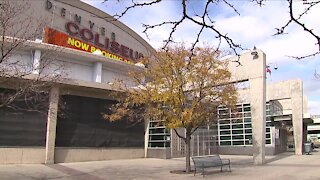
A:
[{"left": 43, "top": 27, "right": 132, "bottom": 64}]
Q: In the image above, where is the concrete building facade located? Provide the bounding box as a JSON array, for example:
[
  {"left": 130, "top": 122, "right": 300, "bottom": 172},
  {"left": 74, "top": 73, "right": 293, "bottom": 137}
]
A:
[
  {"left": 0, "top": 0, "right": 154, "bottom": 164},
  {"left": 0, "top": 0, "right": 313, "bottom": 165},
  {"left": 216, "top": 79, "right": 312, "bottom": 156},
  {"left": 307, "top": 115, "right": 320, "bottom": 146},
  {"left": 147, "top": 52, "right": 313, "bottom": 164}
]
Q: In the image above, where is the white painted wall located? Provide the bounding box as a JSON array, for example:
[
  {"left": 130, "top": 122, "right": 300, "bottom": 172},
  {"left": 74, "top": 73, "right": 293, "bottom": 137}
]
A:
[
  {"left": 102, "top": 67, "right": 137, "bottom": 87},
  {"left": 0, "top": 51, "right": 33, "bottom": 75}
]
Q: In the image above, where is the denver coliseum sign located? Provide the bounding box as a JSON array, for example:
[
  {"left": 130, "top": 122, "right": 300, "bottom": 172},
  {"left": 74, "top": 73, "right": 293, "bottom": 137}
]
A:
[{"left": 45, "top": 0, "right": 144, "bottom": 64}]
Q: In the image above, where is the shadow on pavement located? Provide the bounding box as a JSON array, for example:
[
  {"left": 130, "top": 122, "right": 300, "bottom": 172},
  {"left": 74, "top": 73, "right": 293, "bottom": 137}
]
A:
[
  {"left": 265, "top": 152, "right": 294, "bottom": 164},
  {"left": 46, "top": 164, "right": 105, "bottom": 180},
  {"left": 195, "top": 169, "right": 232, "bottom": 177}
]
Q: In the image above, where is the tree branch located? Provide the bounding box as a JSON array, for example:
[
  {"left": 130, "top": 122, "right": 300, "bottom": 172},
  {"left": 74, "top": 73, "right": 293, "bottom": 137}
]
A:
[
  {"left": 106, "top": 0, "right": 243, "bottom": 63},
  {"left": 274, "top": 0, "right": 320, "bottom": 59},
  {"left": 173, "top": 128, "right": 186, "bottom": 141},
  {"left": 111, "top": 0, "right": 162, "bottom": 19}
]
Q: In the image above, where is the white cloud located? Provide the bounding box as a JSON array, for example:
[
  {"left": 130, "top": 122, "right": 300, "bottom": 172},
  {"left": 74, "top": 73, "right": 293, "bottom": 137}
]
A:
[
  {"left": 82, "top": 0, "right": 179, "bottom": 48},
  {"left": 215, "top": 15, "right": 271, "bottom": 42},
  {"left": 309, "top": 100, "right": 320, "bottom": 115},
  {"left": 258, "top": 31, "right": 318, "bottom": 63},
  {"left": 209, "top": 1, "right": 320, "bottom": 64},
  {"left": 305, "top": 80, "right": 320, "bottom": 95},
  {"left": 83, "top": 0, "right": 320, "bottom": 114}
]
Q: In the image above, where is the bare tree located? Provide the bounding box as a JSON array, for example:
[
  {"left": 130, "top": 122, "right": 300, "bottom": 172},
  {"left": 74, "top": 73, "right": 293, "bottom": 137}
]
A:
[
  {"left": 272, "top": 0, "right": 320, "bottom": 60},
  {"left": 0, "top": 0, "right": 65, "bottom": 113},
  {"left": 315, "top": 69, "right": 320, "bottom": 80},
  {"left": 104, "top": 0, "right": 243, "bottom": 56},
  {"left": 101, "top": 0, "right": 320, "bottom": 74},
  {"left": 103, "top": 0, "right": 320, "bottom": 56}
]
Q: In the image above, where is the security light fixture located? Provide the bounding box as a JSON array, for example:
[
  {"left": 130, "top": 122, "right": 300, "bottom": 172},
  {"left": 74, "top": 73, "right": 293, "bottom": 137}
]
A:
[
  {"left": 251, "top": 46, "right": 258, "bottom": 59},
  {"left": 274, "top": 65, "right": 278, "bottom": 70}
]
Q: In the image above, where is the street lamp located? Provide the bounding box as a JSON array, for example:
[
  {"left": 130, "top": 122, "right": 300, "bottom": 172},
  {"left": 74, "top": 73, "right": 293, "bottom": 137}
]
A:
[{"left": 266, "top": 63, "right": 278, "bottom": 75}]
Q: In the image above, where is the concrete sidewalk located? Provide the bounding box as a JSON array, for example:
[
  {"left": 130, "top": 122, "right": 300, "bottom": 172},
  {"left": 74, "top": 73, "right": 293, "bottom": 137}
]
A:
[{"left": 0, "top": 151, "right": 320, "bottom": 180}]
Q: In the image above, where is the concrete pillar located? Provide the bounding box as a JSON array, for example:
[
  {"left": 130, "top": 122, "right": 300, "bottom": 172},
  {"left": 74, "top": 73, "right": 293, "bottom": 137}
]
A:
[
  {"left": 249, "top": 52, "right": 266, "bottom": 165},
  {"left": 144, "top": 121, "right": 150, "bottom": 158},
  {"left": 93, "top": 62, "right": 102, "bottom": 83},
  {"left": 45, "top": 86, "right": 60, "bottom": 164},
  {"left": 291, "top": 80, "right": 303, "bottom": 155},
  {"left": 32, "top": 50, "right": 41, "bottom": 74}
]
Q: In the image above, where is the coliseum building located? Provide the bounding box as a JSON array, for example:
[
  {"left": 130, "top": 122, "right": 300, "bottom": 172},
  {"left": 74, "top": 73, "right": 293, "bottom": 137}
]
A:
[
  {"left": 0, "top": 0, "right": 314, "bottom": 164},
  {"left": 0, "top": 0, "right": 155, "bottom": 164}
]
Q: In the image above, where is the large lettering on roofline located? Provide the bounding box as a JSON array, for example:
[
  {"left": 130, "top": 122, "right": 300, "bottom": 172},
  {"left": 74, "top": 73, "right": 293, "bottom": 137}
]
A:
[
  {"left": 44, "top": 27, "right": 143, "bottom": 64},
  {"left": 45, "top": 0, "right": 144, "bottom": 64},
  {"left": 65, "top": 22, "right": 144, "bottom": 63}
]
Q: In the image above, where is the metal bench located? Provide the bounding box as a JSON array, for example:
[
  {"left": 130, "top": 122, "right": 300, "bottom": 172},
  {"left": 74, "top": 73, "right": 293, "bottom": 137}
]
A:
[{"left": 192, "top": 155, "right": 231, "bottom": 177}]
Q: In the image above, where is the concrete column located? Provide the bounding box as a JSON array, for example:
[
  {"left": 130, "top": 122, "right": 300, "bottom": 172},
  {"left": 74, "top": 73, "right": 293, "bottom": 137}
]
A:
[
  {"left": 144, "top": 121, "right": 150, "bottom": 158},
  {"left": 32, "top": 50, "right": 41, "bottom": 74},
  {"left": 249, "top": 52, "right": 266, "bottom": 165},
  {"left": 93, "top": 62, "right": 102, "bottom": 83},
  {"left": 291, "top": 80, "right": 303, "bottom": 155},
  {"left": 45, "top": 86, "right": 60, "bottom": 164}
]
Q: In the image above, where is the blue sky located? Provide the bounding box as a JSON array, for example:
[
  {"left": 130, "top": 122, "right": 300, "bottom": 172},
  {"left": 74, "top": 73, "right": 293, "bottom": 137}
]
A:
[{"left": 83, "top": 0, "right": 320, "bottom": 115}]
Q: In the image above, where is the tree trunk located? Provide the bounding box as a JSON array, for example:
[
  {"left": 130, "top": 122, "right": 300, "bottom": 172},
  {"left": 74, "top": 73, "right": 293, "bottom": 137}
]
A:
[
  {"left": 173, "top": 128, "right": 192, "bottom": 173},
  {"left": 185, "top": 133, "right": 191, "bottom": 173}
]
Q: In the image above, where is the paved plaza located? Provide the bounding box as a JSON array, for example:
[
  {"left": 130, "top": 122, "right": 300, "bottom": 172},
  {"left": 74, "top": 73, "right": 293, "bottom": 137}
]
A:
[{"left": 0, "top": 150, "right": 319, "bottom": 180}]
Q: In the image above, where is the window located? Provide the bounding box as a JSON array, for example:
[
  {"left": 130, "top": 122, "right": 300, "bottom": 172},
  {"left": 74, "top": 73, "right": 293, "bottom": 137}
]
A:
[
  {"left": 244, "top": 117, "right": 251, "bottom": 122},
  {"left": 220, "top": 130, "right": 231, "bottom": 135},
  {"left": 148, "top": 120, "right": 170, "bottom": 148},
  {"left": 232, "top": 124, "right": 243, "bottom": 129},
  {"left": 220, "top": 141, "right": 231, "bottom": 146},
  {"left": 218, "top": 102, "right": 273, "bottom": 146}
]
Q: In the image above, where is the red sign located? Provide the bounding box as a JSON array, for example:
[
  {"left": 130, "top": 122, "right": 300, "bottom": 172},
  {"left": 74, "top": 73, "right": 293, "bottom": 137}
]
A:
[{"left": 43, "top": 26, "right": 143, "bottom": 64}]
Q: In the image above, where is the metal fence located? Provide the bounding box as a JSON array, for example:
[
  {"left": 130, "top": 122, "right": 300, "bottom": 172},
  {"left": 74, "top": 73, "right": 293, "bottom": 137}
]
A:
[
  {"left": 170, "top": 128, "right": 218, "bottom": 158},
  {"left": 190, "top": 128, "right": 218, "bottom": 156}
]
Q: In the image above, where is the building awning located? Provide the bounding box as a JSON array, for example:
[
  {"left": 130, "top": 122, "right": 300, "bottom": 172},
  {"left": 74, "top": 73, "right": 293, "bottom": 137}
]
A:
[
  {"left": 272, "top": 114, "right": 313, "bottom": 124},
  {"left": 273, "top": 114, "right": 292, "bottom": 121},
  {"left": 303, "top": 118, "right": 314, "bottom": 124},
  {"left": 303, "top": 113, "right": 314, "bottom": 124},
  {"left": 308, "top": 124, "right": 320, "bottom": 131}
]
